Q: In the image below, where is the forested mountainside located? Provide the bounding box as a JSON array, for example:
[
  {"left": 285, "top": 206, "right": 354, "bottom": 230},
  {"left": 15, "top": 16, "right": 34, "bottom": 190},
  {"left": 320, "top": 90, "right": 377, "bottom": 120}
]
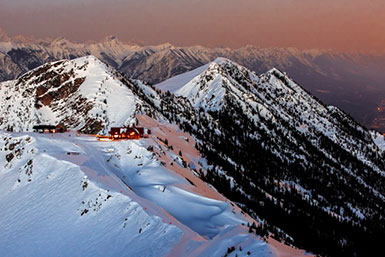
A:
[
  {"left": 152, "top": 58, "right": 385, "bottom": 256},
  {"left": 1, "top": 56, "right": 384, "bottom": 256}
]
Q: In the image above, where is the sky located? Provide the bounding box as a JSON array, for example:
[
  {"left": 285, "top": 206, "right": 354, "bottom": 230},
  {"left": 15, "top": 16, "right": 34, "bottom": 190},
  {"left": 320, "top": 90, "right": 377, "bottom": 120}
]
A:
[{"left": 0, "top": 0, "right": 384, "bottom": 52}]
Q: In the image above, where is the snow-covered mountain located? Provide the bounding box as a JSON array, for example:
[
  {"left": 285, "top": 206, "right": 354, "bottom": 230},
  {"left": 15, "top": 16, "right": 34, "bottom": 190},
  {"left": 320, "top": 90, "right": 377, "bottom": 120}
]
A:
[
  {"left": 0, "top": 129, "right": 289, "bottom": 257},
  {"left": 0, "top": 28, "right": 10, "bottom": 42},
  {"left": 1, "top": 55, "right": 384, "bottom": 256},
  {"left": 0, "top": 56, "right": 309, "bottom": 257},
  {"left": 1, "top": 36, "right": 371, "bottom": 86},
  {"left": 154, "top": 58, "right": 385, "bottom": 256},
  {"left": 0, "top": 56, "right": 149, "bottom": 134},
  {"left": 2, "top": 33, "right": 385, "bottom": 131},
  {"left": 0, "top": 34, "right": 172, "bottom": 81},
  {"left": 119, "top": 45, "right": 385, "bottom": 132}
]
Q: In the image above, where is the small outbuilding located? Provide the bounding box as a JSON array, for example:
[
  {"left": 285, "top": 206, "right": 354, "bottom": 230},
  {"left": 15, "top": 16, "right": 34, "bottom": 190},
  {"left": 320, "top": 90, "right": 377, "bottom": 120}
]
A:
[{"left": 33, "top": 124, "right": 67, "bottom": 133}]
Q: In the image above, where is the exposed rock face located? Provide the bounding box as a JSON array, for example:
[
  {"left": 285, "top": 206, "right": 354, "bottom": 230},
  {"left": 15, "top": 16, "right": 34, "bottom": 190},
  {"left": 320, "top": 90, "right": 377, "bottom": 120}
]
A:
[
  {"left": 17, "top": 62, "right": 86, "bottom": 107},
  {"left": 0, "top": 56, "right": 149, "bottom": 134}
]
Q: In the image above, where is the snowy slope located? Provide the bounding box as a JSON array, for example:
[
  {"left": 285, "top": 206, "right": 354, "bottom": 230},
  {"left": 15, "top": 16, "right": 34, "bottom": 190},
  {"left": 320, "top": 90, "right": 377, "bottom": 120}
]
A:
[
  {"left": 0, "top": 131, "right": 181, "bottom": 257},
  {"left": 156, "top": 57, "right": 385, "bottom": 175},
  {"left": 2, "top": 55, "right": 383, "bottom": 256},
  {"left": 153, "top": 58, "right": 385, "bottom": 256},
  {"left": 0, "top": 128, "right": 299, "bottom": 257},
  {"left": 156, "top": 62, "right": 212, "bottom": 93},
  {"left": 370, "top": 130, "right": 385, "bottom": 151},
  {"left": 0, "top": 57, "right": 311, "bottom": 257},
  {"left": 0, "top": 56, "right": 143, "bottom": 134}
]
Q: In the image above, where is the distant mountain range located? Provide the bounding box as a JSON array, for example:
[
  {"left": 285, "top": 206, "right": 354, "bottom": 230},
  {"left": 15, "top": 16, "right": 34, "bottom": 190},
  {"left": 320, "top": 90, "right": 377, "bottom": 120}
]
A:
[
  {"left": 1, "top": 32, "right": 385, "bottom": 131},
  {"left": 1, "top": 56, "right": 384, "bottom": 256}
]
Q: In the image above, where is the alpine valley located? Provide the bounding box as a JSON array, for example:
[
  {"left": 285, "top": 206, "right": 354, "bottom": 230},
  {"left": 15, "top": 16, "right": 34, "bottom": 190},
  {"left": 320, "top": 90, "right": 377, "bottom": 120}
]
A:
[{"left": 0, "top": 54, "right": 384, "bottom": 257}]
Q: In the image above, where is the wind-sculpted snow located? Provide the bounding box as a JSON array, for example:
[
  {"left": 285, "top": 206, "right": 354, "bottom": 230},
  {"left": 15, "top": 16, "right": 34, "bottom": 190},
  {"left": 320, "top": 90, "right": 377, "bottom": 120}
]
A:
[
  {"left": 0, "top": 130, "right": 287, "bottom": 257},
  {"left": 0, "top": 132, "right": 181, "bottom": 257}
]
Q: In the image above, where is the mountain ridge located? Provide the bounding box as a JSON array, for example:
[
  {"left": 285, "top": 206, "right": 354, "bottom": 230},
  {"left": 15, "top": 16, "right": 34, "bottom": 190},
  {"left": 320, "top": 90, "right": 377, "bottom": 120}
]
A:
[
  {"left": 1, "top": 55, "right": 384, "bottom": 256},
  {"left": 153, "top": 58, "right": 385, "bottom": 256},
  {"left": 1, "top": 34, "right": 385, "bottom": 131},
  {"left": 0, "top": 56, "right": 307, "bottom": 257}
]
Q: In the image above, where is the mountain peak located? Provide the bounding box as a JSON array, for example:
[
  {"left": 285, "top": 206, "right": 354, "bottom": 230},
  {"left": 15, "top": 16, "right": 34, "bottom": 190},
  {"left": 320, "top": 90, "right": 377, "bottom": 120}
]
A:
[
  {"left": 11, "top": 35, "right": 32, "bottom": 44},
  {"left": 156, "top": 58, "right": 258, "bottom": 111},
  {"left": 77, "top": 54, "right": 103, "bottom": 63},
  {"left": 0, "top": 55, "right": 143, "bottom": 134},
  {"left": 51, "top": 37, "right": 73, "bottom": 47},
  {"left": 0, "top": 27, "right": 10, "bottom": 42},
  {"left": 212, "top": 57, "right": 232, "bottom": 65},
  {"left": 155, "top": 57, "right": 252, "bottom": 95},
  {"left": 148, "top": 42, "right": 175, "bottom": 51},
  {"left": 213, "top": 56, "right": 244, "bottom": 66},
  {"left": 104, "top": 35, "right": 118, "bottom": 41},
  {"left": 102, "top": 35, "right": 122, "bottom": 45},
  {"left": 210, "top": 57, "right": 251, "bottom": 74},
  {"left": 267, "top": 67, "right": 285, "bottom": 76},
  {"left": 158, "top": 42, "right": 174, "bottom": 48}
]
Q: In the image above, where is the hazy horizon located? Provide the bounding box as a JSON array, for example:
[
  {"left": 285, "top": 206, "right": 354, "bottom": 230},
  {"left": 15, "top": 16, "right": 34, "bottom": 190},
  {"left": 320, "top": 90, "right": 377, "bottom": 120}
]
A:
[{"left": 1, "top": 0, "right": 384, "bottom": 53}]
